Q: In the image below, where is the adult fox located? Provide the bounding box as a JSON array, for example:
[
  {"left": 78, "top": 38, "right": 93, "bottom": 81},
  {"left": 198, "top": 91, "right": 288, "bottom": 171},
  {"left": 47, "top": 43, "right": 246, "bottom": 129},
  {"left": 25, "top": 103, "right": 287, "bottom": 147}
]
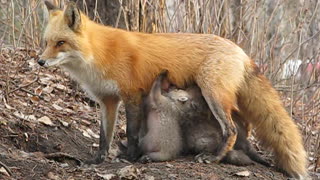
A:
[{"left": 39, "top": 1, "right": 307, "bottom": 179}]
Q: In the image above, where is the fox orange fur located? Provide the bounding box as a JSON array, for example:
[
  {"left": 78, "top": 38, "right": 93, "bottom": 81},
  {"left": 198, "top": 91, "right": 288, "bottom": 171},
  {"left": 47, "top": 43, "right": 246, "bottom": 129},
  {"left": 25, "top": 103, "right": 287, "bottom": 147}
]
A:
[{"left": 39, "top": 1, "right": 307, "bottom": 179}]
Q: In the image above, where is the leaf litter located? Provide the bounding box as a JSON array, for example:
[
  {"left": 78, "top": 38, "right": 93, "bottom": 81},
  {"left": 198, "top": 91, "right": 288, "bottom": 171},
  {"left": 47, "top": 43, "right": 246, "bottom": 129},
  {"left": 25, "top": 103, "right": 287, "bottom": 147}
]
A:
[{"left": 0, "top": 47, "right": 318, "bottom": 179}]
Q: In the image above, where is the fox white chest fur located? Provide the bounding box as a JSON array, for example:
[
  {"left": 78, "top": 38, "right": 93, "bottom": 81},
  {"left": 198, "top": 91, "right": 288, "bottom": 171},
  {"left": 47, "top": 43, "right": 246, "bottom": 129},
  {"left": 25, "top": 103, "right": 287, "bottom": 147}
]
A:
[{"left": 61, "top": 52, "right": 120, "bottom": 102}]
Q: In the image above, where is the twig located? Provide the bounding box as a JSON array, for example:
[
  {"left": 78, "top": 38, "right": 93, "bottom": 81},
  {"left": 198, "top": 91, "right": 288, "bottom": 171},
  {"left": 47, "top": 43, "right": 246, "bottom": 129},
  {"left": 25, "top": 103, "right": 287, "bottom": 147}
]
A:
[
  {"left": 44, "top": 152, "right": 82, "bottom": 166},
  {"left": 8, "top": 77, "right": 38, "bottom": 94},
  {"left": 0, "top": 160, "right": 12, "bottom": 176},
  {"left": 20, "top": 88, "right": 44, "bottom": 100}
]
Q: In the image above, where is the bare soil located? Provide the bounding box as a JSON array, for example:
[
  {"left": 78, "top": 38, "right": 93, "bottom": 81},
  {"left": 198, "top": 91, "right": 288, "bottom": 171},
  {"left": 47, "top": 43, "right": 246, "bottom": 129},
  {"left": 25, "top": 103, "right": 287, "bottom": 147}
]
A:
[{"left": 0, "top": 118, "right": 288, "bottom": 180}]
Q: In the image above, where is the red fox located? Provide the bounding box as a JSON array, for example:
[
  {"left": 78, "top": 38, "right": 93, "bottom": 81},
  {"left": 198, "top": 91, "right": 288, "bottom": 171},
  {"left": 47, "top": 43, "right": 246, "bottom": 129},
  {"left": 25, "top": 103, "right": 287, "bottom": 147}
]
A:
[{"left": 39, "top": 1, "right": 307, "bottom": 179}]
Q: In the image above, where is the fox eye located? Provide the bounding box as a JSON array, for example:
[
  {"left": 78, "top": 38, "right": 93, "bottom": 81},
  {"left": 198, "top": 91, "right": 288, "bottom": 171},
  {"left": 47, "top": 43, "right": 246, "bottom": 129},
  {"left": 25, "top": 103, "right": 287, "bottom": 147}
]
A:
[{"left": 56, "top": 41, "right": 65, "bottom": 47}]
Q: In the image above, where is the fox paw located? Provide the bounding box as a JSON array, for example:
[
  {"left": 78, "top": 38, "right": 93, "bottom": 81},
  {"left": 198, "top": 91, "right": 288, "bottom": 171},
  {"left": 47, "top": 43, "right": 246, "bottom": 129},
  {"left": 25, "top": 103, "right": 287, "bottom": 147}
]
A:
[
  {"left": 84, "top": 152, "right": 105, "bottom": 165},
  {"left": 195, "top": 153, "right": 219, "bottom": 164},
  {"left": 127, "top": 145, "right": 142, "bottom": 162},
  {"left": 138, "top": 155, "right": 153, "bottom": 164}
]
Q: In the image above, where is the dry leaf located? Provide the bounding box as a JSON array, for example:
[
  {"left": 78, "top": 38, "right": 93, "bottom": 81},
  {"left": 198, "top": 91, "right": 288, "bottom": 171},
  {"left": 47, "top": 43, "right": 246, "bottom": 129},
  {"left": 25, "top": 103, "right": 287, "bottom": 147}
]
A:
[
  {"left": 165, "top": 163, "right": 174, "bottom": 168},
  {"left": 0, "top": 120, "right": 7, "bottom": 125},
  {"left": 39, "top": 77, "right": 51, "bottom": 84},
  {"left": 80, "top": 119, "right": 91, "bottom": 126},
  {"left": 59, "top": 120, "right": 69, "bottom": 127},
  {"left": 4, "top": 102, "right": 14, "bottom": 110},
  {"left": 47, "top": 171, "right": 60, "bottom": 180},
  {"left": 65, "top": 108, "right": 74, "bottom": 113},
  {"left": 34, "top": 86, "right": 43, "bottom": 95},
  {"left": 20, "top": 78, "right": 34, "bottom": 86},
  {"left": 234, "top": 170, "right": 250, "bottom": 177},
  {"left": 28, "top": 50, "right": 37, "bottom": 58},
  {"left": 38, "top": 116, "right": 54, "bottom": 126},
  {"left": 13, "top": 111, "right": 27, "bottom": 120},
  {"left": 52, "top": 104, "right": 63, "bottom": 111},
  {"left": 86, "top": 129, "right": 99, "bottom": 139},
  {"left": 117, "top": 165, "right": 140, "bottom": 179},
  {"left": 55, "top": 84, "right": 66, "bottom": 91},
  {"left": 30, "top": 96, "right": 40, "bottom": 103},
  {"left": 143, "top": 175, "right": 155, "bottom": 180},
  {"left": 43, "top": 86, "right": 54, "bottom": 93},
  {"left": 82, "top": 130, "right": 91, "bottom": 138},
  {"left": 92, "top": 143, "right": 99, "bottom": 147},
  {"left": 13, "top": 111, "right": 36, "bottom": 122},
  {"left": 97, "top": 173, "right": 117, "bottom": 180},
  {"left": 0, "top": 167, "right": 10, "bottom": 177}
]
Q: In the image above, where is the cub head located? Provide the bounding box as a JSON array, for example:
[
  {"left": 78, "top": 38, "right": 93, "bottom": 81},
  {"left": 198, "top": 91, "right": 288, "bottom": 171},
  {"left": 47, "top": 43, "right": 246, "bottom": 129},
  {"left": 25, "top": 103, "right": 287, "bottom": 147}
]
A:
[
  {"left": 167, "top": 85, "right": 207, "bottom": 114},
  {"left": 167, "top": 89, "right": 190, "bottom": 104},
  {"left": 38, "top": 1, "right": 89, "bottom": 67}
]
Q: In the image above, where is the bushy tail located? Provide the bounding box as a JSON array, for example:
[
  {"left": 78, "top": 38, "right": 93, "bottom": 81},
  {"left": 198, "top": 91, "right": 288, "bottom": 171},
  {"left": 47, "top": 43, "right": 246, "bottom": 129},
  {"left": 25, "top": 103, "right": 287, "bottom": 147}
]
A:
[{"left": 238, "top": 67, "right": 307, "bottom": 179}]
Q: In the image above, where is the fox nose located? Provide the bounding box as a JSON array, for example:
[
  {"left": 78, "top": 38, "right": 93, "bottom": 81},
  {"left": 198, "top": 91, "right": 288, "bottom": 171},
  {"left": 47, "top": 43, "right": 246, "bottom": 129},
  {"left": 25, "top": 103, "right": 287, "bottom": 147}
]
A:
[{"left": 37, "top": 59, "right": 46, "bottom": 66}]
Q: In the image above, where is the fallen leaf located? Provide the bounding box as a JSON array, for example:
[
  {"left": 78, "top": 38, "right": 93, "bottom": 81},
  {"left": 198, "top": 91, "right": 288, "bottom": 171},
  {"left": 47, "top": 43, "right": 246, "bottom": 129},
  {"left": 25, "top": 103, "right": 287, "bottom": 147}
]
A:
[
  {"left": 43, "top": 86, "right": 54, "bottom": 93},
  {"left": 59, "top": 120, "right": 69, "bottom": 127},
  {"left": 24, "top": 133, "right": 29, "bottom": 142},
  {"left": 39, "top": 77, "right": 51, "bottom": 85},
  {"left": 234, "top": 170, "right": 250, "bottom": 177},
  {"left": 30, "top": 96, "right": 40, "bottom": 103},
  {"left": 0, "top": 120, "right": 7, "bottom": 125},
  {"left": 65, "top": 108, "right": 74, "bottom": 113},
  {"left": 80, "top": 119, "right": 91, "bottom": 126},
  {"left": 82, "top": 130, "right": 91, "bottom": 138},
  {"left": 55, "top": 84, "right": 66, "bottom": 91},
  {"left": 165, "top": 163, "right": 173, "bottom": 168},
  {"left": 92, "top": 143, "right": 99, "bottom": 147},
  {"left": 117, "top": 165, "right": 140, "bottom": 179},
  {"left": 97, "top": 173, "right": 117, "bottom": 180},
  {"left": 13, "top": 111, "right": 35, "bottom": 121},
  {"left": 168, "top": 174, "right": 178, "bottom": 179},
  {"left": 34, "top": 86, "right": 43, "bottom": 95},
  {"left": 28, "top": 50, "right": 37, "bottom": 58},
  {"left": 4, "top": 102, "right": 14, "bottom": 110},
  {"left": 38, "top": 116, "right": 54, "bottom": 126},
  {"left": 143, "top": 175, "right": 155, "bottom": 180},
  {"left": 52, "top": 104, "right": 63, "bottom": 111},
  {"left": 26, "top": 115, "right": 36, "bottom": 121},
  {"left": 47, "top": 171, "right": 60, "bottom": 180},
  {"left": 86, "top": 128, "right": 99, "bottom": 139},
  {"left": 0, "top": 167, "right": 10, "bottom": 177}
]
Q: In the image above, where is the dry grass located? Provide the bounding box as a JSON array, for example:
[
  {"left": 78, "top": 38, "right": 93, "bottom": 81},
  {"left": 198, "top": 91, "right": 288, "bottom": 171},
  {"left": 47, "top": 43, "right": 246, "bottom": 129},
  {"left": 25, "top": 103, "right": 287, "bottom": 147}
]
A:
[{"left": 0, "top": 0, "right": 319, "bottom": 174}]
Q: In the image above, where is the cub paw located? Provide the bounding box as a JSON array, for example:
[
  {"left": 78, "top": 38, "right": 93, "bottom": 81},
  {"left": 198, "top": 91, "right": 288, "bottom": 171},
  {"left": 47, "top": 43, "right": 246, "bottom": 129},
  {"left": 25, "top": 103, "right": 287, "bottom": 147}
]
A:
[{"left": 195, "top": 153, "right": 219, "bottom": 164}]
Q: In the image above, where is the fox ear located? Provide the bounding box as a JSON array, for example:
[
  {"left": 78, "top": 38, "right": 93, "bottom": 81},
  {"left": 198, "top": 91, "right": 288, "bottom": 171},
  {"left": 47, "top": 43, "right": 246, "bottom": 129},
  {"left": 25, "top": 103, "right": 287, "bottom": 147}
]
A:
[
  {"left": 64, "top": 2, "right": 81, "bottom": 32},
  {"left": 44, "top": 1, "right": 58, "bottom": 11}
]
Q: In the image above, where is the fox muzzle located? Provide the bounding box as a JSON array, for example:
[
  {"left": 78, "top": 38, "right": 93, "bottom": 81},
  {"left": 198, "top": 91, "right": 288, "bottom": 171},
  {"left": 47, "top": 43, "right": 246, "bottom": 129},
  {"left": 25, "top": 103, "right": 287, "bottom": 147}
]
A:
[{"left": 38, "top": 59, "right": 46, "bottom": 66}]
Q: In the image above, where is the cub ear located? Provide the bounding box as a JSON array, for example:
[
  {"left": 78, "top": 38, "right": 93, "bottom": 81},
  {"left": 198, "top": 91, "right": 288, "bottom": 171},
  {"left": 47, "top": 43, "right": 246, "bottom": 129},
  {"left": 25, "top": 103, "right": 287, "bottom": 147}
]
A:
[
  {"left": 64, "top": 2, "right": 81, "bottom": 32},
  {"left": 44, "top": 1, "right": 58, "bottom": 11},
  {"left": 178, "top": 96, "right": 189, "bottom": 103}
]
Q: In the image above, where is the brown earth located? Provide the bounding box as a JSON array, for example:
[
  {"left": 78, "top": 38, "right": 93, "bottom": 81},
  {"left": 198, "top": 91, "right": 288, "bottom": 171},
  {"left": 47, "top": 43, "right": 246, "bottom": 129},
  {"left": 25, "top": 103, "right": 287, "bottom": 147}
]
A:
[
  {"left": 0, "top": 117, "right": 287, "bottom": 180},
  {"left": 0, "top": 47, "right": 318, "bottom": 180}
]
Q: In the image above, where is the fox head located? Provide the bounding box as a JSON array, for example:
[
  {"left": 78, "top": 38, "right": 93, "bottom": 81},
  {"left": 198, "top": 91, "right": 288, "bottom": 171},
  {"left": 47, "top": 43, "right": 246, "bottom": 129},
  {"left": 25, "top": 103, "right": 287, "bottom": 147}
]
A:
[{"left": 38, "top": 1, "right": 90, "bottom": 67}]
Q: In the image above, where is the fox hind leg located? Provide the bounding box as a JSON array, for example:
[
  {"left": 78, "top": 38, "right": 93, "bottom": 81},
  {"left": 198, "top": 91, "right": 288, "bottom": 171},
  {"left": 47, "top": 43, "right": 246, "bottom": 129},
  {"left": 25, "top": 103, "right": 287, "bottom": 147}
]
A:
[
  {"left": 196, "top": 82, "right": 239, "bottom": 161},
  {"left": 199, "top": 89, "right": 238, "bottom": 162},
  {"left": 195, "top": 57, "right": 246, "bottom": 162}
]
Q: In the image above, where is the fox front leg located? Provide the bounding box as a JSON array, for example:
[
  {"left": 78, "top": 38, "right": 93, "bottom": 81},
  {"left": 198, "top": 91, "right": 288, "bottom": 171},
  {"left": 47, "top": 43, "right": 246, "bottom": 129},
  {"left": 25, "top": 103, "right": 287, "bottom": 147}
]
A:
[
  {"left": 125, "top": 103, "right": 144, "bottom": 161},
  {"left": 85, "top": 96, "right": 120, "bottom": 164}
]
